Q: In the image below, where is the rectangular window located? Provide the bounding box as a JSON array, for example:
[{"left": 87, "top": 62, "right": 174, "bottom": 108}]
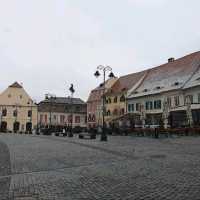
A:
[
  {"left": 174, "top": 96, "right": 180, "bottom": 106},
  {"left": 40, "top": 114, "right": 43, "bottom": 123},
  {"left": 60, "top": 115, "right": 65, "bottom": 124},
  {"left": 146, "top": 101, "right": 153, "bottom": 110},
  {"left": 131, "top": 104, "right": 134, "bottom": 111},
  {"left": 167, "top": 97, "right": 171, "bottom": 107},
  {"left": 136, "top": 103, "right": 140, "bottom": 111},
  {"left": 114, "top": 97, "right": 118, "bottom": 103},
  {"left": 75, "top": 116, "right": 80, "bottom": 123},
  {"left": 198, "top": 94, "right": 200, "bottom": 103},
  {"left": 13, "top": 110, "right": 17, "bottom": 117},
  {"left": 128, "top": 104, "right": 134, "bottom": 112},
  {"left": 128, "top": 104, "right": 131, "bottom": 112},
  {"left": 185, "top": 95, "right": 193, "bottom": 104},
  {"left": 154, "top": 100, "right": 161, "bottom": 109},
  {"left": 28, "top": 110, "right": 32, "bottom": 117},
  {"left": 150, "top": 102, "right": 153, "bottom": 110},
  {"left": 2, "top": 109, "right": 7, "bottom": 117},
  {"left": 188, "top": 95, "right": 193, "bottom": 104}
]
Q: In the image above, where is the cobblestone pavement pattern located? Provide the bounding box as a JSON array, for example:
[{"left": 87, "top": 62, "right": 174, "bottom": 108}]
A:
[{"left": 1, "top": 134, "right": 200, "bottom": 199}]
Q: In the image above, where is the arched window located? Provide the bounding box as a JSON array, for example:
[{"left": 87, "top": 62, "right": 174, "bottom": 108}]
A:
[
  {"left": 2, "top": 108, "right": 7, "bottom": 117},
  {"left": 120, "top": 95, "right": 125, "bottom": 102}
]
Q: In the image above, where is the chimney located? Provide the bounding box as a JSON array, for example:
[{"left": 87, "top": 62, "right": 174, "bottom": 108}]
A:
[{"left": 168, "top": 57, "right": 175, "bottom": 63}]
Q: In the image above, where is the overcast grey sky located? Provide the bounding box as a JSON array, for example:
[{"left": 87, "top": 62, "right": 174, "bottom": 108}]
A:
[{"left": 0, "top": 0, "right": 199, "bottom": 101}]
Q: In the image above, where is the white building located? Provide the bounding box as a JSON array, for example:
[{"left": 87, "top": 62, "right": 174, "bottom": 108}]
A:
[{"left": 127, "top": 51, "right": 200, "bottom": 128}]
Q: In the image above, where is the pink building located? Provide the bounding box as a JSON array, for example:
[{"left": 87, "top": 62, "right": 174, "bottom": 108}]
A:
[{"left": 87, "top": 78, "right": 118, "bottom": 128}]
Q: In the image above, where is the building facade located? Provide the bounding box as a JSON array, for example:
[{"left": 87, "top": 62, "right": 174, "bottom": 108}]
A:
[
  {"left": 38, "top": 96, "right": 87, "bottom": 129},
  {"left": 0, "top": 82, "right": 37, "bottom": 133},
  {"left": 127, "top": 52, "right": 200, "bottom": 128},
  {"left": 104, "top": 71, "right": 147, "bottom": 127},
  {"left": 87, "top": 78, "right": 117, "bottom": 128}
]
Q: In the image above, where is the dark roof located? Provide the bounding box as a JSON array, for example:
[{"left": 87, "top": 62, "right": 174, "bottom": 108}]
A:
[
  {"left": 108, "top": 70, "right": 147, "bottom": 94},
  {"left": 9, "top": 82, "right": 23, "bottom": 88},
  {"left": 87, "top": 78, "right": 117, "bottom": 102},
  {"left": 40, "top": 97, "right": 85, "bottom": 105},
  {"left": 130, "top": 51, "right": 200, "bottom": 97},
  {"left": 87, "top": 88, "right": 103, "bottom": 103}
]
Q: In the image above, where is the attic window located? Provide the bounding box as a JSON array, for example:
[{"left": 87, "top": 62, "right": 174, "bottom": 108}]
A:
[
  {"left": 143, "top": 89, "right": 148, "bottom": 92},
  {"left": 155, "top": 86, "right": 161, "bottom": 90},
  {"left": 99, "top": 83, "right": 104, "bottom": 87},
  {"left": 133, "top": 91, "right": 138, "bottom": 94},
  {"left": 174, "top": 82, "right": 179, "bottom": 86}
]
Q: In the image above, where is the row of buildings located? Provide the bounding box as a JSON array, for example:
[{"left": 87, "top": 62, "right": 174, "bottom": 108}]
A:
[
  {"left": 87, "top": 51, "right": 200, "bottom": 129},
  {"left": 0, "top": 82, "right": 87, "bottom": 133},
  {"left": 1, "top": 51, "right": 200, "bottom": 133}
]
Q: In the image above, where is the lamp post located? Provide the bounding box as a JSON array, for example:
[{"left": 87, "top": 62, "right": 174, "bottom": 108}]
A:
[
  {"left": 45, "top": 93, "right": 56, "bottom": 133},
  {"left": 94, "top": 65, "right": 115, "bottom": 141},
  {"left": 0, "top": 106, "right": 2, "bottom": 132},
  {"left": 68, "top": 84, "right": 75, "bottom": 137}
]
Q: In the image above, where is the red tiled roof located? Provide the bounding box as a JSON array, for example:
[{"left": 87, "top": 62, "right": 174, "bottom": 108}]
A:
[
  {"left": 87, "top": 78, "right": 117, "bottom": 102},
  {"left": 87, "top": 88, "right": 103, "bottom": 102},
  {"left": 108, "top": 70, "right": 147, "bottom": 94}
]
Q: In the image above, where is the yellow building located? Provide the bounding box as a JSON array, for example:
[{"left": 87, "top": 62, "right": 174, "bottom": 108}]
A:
[
  {"left": 104, "top": 71, "right": 147, "bottom": 126},
  {"left": 0, "top": 82, "right": 37, "bottom": 133}
]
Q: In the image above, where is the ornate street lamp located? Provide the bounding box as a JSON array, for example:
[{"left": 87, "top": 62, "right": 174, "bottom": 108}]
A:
[
  {"left": 94, "top": 65, "right": 115, "bottom": 141},
  {"left": 68, "top": 84, "right": 75, "bottom": 137}
]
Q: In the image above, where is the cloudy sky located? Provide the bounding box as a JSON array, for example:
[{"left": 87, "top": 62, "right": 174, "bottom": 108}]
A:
[{"left": 0, "top": 0, "right": 199, "bottom": 101}]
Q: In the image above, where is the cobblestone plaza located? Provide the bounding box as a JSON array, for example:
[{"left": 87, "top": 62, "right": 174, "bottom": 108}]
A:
[{"left": 1, "top": 134, "right": 200, "bottom": 199}]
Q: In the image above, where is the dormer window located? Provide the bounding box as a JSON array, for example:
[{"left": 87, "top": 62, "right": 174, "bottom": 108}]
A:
[
  {"left": 155, "top": 86, "right": 161, "bottom": 90},
  {"left": 143, "top": 89, "right": 148, "bottom": 92},
  {"left": 174, "top": 82, "right": 179, "bottom": 86},
  {"left": 133, "top": 91, "right": 138, "bottom": 94}
]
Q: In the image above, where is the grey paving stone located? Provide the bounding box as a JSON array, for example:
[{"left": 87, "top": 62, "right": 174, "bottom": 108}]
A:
[{"left": 1, "top": 134, "right": 200, "bottom": 199}]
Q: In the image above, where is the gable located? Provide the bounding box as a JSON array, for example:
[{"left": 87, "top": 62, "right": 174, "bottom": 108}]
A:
[{"left": 0, "top": 86, "right": 34, "bottom": 106}]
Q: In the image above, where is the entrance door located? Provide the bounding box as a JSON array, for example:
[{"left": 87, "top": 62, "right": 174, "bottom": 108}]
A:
[
  {"left": 1, "top": 121, "right": 7, "bottom": 132},
  {"left": 26, "top": 122, "right": 32, "bottom": 132},
  {"left": 13, "top": 122, "right": 20, "bottom": 133}
]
